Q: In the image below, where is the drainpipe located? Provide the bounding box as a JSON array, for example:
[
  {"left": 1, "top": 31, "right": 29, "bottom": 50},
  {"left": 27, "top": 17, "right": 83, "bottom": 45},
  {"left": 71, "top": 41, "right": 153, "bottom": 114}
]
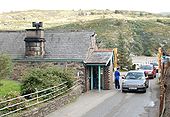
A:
[
  {"left": 91, "top": 66, "right": 93, "bottom": 90},
  {"left": 98, "top": 65, "right": 101, "bottom": 92}
]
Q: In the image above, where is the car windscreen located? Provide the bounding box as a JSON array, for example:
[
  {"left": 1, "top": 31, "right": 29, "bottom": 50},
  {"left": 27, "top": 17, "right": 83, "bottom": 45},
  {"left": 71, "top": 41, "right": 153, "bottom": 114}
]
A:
[
  {"left": 125, "top": 72, "right": 144, "bottom": 80},
  {"left": 140, "top": 65, "right": 153, "bottom": 70},
  {"left": 151, "top": 63, "right": 158, "bottom": 66}
]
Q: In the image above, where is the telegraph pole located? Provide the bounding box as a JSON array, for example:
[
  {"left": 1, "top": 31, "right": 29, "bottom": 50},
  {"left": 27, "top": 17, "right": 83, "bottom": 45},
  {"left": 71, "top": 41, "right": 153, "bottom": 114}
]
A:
[
  {"left": 113, "top": 48, "right": 118, "bottom": 70},
  {"left": 158, "top": 47, "right": 162, "bottom": 73}
]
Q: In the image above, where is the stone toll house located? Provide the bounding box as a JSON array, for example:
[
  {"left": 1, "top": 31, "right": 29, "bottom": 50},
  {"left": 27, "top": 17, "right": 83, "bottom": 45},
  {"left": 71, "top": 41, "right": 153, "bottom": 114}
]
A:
[{"left": 0, "top": 23, "right": 114, "bottom": 92}]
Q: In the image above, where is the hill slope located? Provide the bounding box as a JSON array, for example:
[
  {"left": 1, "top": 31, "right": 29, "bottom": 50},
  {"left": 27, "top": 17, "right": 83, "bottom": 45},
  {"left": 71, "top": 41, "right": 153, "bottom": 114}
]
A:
[{"left": 0, "top": 10, "right": 170, "bottom": 56}]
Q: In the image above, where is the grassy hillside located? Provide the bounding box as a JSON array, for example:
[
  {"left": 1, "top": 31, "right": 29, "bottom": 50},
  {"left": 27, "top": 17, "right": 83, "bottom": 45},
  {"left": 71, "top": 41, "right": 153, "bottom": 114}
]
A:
[{"left": 0, "top": 10, "right": 170, "bottom": 55}]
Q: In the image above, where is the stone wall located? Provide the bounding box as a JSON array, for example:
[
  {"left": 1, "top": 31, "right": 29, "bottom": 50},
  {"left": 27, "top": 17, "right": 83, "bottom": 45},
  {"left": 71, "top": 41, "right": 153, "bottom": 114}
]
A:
[
  {"left": 108, "top": 64, "right": 114, "bottom": 89},
  {"left": 162, "top": 63, "right": 170, "bottom": 117},
  {"left": 12, "top": 62, "right": 55, "bottom": 81},
  {"left": 12, "top": 62, "right": 85, "bottom": 81},
  {"left": 84, "top": 66, "right": 90, "bottom": 92},
  {"left": 21, "top": 85, "right": 83, "bottom": 117},
  {"left": 104, "top": 66, "right": 109, "bottom": 90},
  {"left": 103, "top": 65, "right": 113, "bottom": 90}
]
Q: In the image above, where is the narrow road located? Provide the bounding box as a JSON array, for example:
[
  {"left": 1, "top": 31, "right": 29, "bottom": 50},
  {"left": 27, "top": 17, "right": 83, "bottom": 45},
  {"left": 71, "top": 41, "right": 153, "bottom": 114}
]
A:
[
  {"left": 83, "top": 78, "right": 159, "bottom": 117},
  {"left": 47, "top": 78, "right": 159, "bottom": 117}
]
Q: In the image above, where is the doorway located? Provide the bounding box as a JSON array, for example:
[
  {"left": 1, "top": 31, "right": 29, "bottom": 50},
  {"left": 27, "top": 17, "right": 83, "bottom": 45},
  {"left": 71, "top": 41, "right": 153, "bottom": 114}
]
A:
[
  {"left": 89, "top": 66, "right": 104, "bottom": 90},
  {"left": 93, "top": 66, "right": 98, "bottom": 89}
]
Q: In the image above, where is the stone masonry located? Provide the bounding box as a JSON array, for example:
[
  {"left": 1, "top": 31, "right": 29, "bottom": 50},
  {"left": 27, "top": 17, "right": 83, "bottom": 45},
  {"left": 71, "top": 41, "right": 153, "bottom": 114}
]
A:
[
  {"left": 103, "top": 65, "right": 113, "bottom": 90},
  {"left": 21, "top": 85, "right": 83, "bottom": 117}
]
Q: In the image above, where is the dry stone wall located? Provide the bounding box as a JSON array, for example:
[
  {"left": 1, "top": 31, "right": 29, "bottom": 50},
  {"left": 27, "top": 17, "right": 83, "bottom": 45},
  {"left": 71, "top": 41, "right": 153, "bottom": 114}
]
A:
[
  {"left": 21, "top": 85, "right": 83, "bottom": 117},
  {"left": 163, "top": 64, "right": 170, "bottom": 117}
]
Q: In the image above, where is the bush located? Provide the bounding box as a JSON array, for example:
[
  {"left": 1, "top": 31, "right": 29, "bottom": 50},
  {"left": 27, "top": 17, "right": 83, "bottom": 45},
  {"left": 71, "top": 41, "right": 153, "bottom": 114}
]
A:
[
  {"left": 21, "top": 67, "right": 75, "bottom": 96},
  {"left": 0, "top": 54, "right": 13, "bottom": 80},
  {"left": 144, "top": 49, "right": 152, "bottom": 56},
  {"left": 0, "top": 91, "right": 26, "bottom": 113}
]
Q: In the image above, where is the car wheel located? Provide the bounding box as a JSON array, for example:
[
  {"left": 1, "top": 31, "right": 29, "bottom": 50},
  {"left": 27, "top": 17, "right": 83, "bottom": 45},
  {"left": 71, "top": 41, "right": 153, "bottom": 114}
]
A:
[
  {"left": 152, "top": 75, "right": 154, "bottom": 79},
  {"left": 143, "top": 88, "right": 146, "bottom": 93},
  {"left": 146, "top": 82, "right": 149, "bottom": 88},
  {"left": 146, "top": 85, "right": 148, "bottom": 88},
  {"left": 122, "top": 90, "right": 125, "bottom": 93}
]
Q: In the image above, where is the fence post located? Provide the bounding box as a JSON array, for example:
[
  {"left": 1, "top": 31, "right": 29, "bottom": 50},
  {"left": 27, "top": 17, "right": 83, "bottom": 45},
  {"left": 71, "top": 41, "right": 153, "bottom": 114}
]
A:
[{"left": 35, "top": 88, "right": 39, "bottom": 103}]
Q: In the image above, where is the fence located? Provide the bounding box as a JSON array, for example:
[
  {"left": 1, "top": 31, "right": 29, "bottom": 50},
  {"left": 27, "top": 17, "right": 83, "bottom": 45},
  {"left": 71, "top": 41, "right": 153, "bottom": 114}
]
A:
[{"left": 0, "top": 80, "right": 81, "bottom": 117}]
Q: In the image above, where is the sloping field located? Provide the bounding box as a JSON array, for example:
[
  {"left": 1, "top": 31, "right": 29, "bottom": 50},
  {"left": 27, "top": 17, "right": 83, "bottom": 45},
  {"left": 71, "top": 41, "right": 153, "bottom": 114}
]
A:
[{"left": 0, "top": 10, "right": 170, "bottom": 55}]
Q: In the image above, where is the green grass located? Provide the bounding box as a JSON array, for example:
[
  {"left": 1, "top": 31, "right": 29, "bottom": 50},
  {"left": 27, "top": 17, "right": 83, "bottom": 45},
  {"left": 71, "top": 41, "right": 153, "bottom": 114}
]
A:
[{"left": 0, "top": 79, "right": 21, "bottom": 97}]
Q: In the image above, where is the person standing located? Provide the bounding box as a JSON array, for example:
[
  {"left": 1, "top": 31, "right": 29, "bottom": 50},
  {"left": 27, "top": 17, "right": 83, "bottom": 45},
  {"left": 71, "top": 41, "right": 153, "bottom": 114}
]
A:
[{"left": 114, "top": 67, "right": 120, "bottom": 89}]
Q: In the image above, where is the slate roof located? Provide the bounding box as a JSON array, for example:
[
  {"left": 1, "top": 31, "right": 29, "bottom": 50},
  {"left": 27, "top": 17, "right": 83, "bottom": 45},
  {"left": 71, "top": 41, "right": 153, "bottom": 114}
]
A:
[
  {"left": 85, "top": 50, "right": 113, "bottom": 65},
  {"left": 0, "top": 30, "right": 95, "bottom": 61},
  {"left": 0, "top": 31, "right": 25, "bottom": 58},
  {"left": 45, "top": 31, "right": 94, "bottom": 60}
]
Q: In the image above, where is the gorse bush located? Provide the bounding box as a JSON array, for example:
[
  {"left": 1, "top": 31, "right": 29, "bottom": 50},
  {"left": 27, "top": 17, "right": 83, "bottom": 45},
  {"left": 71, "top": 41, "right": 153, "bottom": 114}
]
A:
[{"left": 21, "top": 67, "right": 75, "bottom": 95}]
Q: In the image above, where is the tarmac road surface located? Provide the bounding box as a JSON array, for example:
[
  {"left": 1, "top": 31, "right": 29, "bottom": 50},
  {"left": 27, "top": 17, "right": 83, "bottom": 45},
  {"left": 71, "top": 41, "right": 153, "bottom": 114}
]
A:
[{"left": 46, "top": 78, "right": 159, "bottom": 117}]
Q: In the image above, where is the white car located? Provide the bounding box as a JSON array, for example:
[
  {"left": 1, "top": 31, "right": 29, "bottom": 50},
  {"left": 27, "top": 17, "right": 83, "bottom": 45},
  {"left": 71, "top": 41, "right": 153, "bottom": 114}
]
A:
[{"left": 122, "top": 70, "right": 149, "bottom": 93}]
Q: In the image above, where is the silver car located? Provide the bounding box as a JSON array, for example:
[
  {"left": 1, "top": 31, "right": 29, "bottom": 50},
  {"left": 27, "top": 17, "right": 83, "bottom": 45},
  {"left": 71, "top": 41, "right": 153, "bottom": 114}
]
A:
[{"left": 122, "top": 70, "right": 149, "bottom": 93}]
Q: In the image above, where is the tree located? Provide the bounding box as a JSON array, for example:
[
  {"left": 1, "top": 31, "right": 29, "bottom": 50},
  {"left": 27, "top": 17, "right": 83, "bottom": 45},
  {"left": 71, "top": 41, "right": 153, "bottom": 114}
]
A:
[
  {"left": 0, "top": 54, "right": 13, "bottom": 80},
  {"left": 144, "top": 49, "right": 152, "bottom": 56},
  {"left": 116, "top": 34, "right": 132, "bottom": 70},
  {"left": 130, "top": 34, "right": 144, "bottom": 56}
]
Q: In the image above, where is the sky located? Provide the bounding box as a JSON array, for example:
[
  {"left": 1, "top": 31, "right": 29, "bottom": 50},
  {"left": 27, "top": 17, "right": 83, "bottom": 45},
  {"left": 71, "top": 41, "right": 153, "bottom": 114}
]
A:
[{"left": 0, "top": 0, "right": 170, "bottom": 13}]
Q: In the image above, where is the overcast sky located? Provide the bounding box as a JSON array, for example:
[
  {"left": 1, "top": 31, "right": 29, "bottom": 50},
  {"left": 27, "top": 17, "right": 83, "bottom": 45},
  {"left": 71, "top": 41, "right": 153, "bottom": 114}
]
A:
[{"left": 0, "top": 0, "right": 170, "bottom": 13}]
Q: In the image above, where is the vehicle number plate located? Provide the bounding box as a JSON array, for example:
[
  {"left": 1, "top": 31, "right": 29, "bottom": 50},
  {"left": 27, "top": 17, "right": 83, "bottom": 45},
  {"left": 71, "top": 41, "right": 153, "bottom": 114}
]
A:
[{"left": 129, "top": 87, "right": 137, "bottom": 90}]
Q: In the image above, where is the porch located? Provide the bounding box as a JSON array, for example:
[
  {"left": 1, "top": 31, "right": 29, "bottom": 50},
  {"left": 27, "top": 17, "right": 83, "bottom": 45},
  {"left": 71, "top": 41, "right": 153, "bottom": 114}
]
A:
[{"left": 84, "top": 50, "right": 114, "bottom": 92}]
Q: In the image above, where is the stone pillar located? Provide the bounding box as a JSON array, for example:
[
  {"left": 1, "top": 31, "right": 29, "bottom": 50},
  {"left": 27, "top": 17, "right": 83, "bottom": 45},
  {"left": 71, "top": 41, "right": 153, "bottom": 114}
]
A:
[
  {"left": 104, "top": 66, "right": 109, "bottom": 90},
  {"left": 84, "top": 66, "right": 90, "bottom": 92},
  {"left": 108, "top": 64, "right": 114, "bottom": 89},
  {"left": 104, "top": 64, "right": 113, "bottom": 90}
]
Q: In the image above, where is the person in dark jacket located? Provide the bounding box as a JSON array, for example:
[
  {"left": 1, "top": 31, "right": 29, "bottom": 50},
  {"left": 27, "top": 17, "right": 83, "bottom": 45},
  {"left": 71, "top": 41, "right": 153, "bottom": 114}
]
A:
[{"left": 114, "top": 67, "right": 120, "bottom": 89}]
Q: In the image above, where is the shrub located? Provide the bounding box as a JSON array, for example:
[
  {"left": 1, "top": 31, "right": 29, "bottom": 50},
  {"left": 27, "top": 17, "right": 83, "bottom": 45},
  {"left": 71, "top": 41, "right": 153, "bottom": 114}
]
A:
[
  {"left": 21, "top": 67, "right": 75, "bottom": 96},
  {"left": 0, "top": 91, "right": 26, "bottom": 113},
  {"left": 0, "top": 54, "right": 13, "bottom": 80},
  {"left": 144, "top": 49, "right": 152, "bottom": 56}
]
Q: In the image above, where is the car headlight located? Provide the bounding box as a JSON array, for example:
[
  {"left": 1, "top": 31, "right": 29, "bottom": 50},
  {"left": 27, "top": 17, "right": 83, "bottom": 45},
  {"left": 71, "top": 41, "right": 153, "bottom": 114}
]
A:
[
  {"left": 122, "top": 83, "right": 128, "bottom": 87},
  {"left": 138, "top": 84, "right": 145, "bottom": 87}
]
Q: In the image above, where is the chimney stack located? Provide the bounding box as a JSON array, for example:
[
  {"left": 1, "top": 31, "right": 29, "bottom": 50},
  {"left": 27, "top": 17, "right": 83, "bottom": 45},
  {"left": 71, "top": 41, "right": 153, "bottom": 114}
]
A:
[{"left": 24, "top": 22, "right": 45, "bottom": 57}]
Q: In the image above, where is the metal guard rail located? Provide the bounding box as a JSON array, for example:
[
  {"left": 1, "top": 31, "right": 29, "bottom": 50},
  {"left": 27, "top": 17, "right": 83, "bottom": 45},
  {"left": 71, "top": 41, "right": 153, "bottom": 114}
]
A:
[{"left": 0, "top": 80, "right": 81, "bottom": 117}]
